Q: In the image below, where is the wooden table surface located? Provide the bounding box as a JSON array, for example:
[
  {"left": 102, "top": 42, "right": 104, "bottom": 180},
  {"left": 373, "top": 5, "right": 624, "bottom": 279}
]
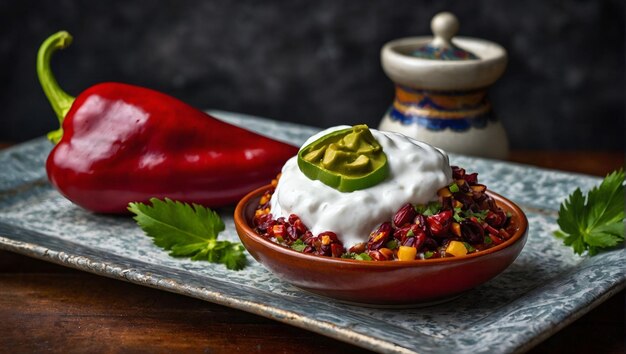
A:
[{"left": 0, "top": 147, "right": 623, "bottom": 353}]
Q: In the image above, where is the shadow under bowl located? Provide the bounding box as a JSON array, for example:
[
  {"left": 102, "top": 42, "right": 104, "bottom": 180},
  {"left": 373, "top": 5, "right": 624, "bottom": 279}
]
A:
[{"left": 234, "top": 185, "right": 528, "bottom": 306}]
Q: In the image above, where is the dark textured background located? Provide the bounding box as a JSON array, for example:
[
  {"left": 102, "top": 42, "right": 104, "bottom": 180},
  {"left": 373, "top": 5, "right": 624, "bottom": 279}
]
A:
[{"left": 1, "top": 0, "right": 624, "bottom": 150}]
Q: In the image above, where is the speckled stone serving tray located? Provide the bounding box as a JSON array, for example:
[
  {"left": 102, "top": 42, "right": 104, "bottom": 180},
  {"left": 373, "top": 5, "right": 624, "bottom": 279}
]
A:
[{"left": 1, "top": 111, "right": 624, "bottom": 354}]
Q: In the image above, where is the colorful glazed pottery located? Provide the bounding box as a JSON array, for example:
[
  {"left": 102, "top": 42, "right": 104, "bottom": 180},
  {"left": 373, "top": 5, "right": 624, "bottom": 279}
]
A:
[{"left": 379, "top": 12, "right": 509, "bottom": 159}]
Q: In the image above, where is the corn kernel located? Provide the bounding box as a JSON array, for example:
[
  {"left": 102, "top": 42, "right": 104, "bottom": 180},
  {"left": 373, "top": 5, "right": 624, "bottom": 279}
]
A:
[
  {"left": 451, "top": 222, "right": 461, "bottom": 236},
  {"left": 437, "top": 187, "right": 452, "bottom": 197},
  {"left": 471, "top": 184, "right": 486, "bottom": 192},
  {"left": 397, "top": 246, "right": 417, "bottom": 261},
  {"left": 255, "top": 207, "right": 270, "bottom": 217},
  {"left": 379, "top": 248, "right": 393, "bottom": 259},
  {"left": 321, "top": 235, "right": 331, "bottom": 245},
  {"left": 446, "top": 240, "right": 468, "bottom": 257},
  {"left": 272, "top": 224, "right": 285, "bottom": 237}
]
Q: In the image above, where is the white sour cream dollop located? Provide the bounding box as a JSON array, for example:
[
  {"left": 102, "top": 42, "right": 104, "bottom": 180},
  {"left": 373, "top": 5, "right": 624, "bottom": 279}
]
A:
[{"left": 270, "top": 126, "right": 452, "bottom": 248}]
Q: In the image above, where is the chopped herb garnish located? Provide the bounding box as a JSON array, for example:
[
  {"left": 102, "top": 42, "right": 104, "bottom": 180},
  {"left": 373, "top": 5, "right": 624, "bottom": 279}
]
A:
[
  {"left": 453, "top": 207, "right": 464, "bottom": 222},
  {"left": 484, "top": 236, "right": 493, "bottom": 245},
  {"left": 414, "top": 201, "right": 442, "bottom": 216},
  {"left": 386, "top": 239, "right": 399, "bottom": 250},
  {"left": 463, "top": 242, "right": 476, "bottom": 253},
  {"left": 449, "top": 183, "right": 460, "bottom": 193},
  {"left": 463, "top": 209, "right": 489, "bottom": 222},
  {"left": 423, "top": 251, "right": 434, "bottom": 259},
  {"left": 291, "top": 239, "right": 307, "bottom": 252},
  {"left": 355, "top": 253, "right": 372, "bottom": 261},
  {"left": 341, "top": 252, "right": 373, "bottom": 261}
]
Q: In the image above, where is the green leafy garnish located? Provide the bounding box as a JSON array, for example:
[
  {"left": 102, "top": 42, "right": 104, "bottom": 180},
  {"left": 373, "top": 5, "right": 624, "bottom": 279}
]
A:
[
  {"left": 342, "top": 252, "right": 372, "bottom": 261},
  {"left": 355, "top": 253, "right": 372, "bottom": 261},
  {"left": 554, "top": 169, "right": 625, "bottom": 256},
  {"left": 291, "top": 239, "right": 307, "bottom": 252},
  {"left": 484, "top": 235, "right": 493, "bottom": 245},
  {"left": 464, "top": 209, "right": 489, "bottom": 222},
  {"left": 128, "top": 198, "right": 247, "bottom": 270},
  {"left": 415, "top": 201, "right": 442, "bottom": 216},
  {"left": 386, "top": 239, "right": 399, "bottom": 250},
  {"left": 452, "top": 206, "right": 488, "bottom": 223},
  {"left": 449, "top": 183, "right": 460, "bottom": 193},
  {"left": 453, "top": 206, "right": 464, "bottom": 222},
  {"left": 423, "top": 251, "right": 434, "bottom": 259},
  {"left": 462, "top": 242, "right": 476, "bottom": 253}
]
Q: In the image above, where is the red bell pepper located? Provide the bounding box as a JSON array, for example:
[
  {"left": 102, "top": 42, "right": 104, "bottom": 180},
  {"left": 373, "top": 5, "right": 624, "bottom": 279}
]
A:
[{"left": 37, "top": 31, "right": 298, "bottom": 214}]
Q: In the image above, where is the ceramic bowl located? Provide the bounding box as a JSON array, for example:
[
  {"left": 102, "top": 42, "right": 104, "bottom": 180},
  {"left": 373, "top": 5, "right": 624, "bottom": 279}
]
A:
[{"left": 234, "top": 185, "right": 528, "bottom": 306}]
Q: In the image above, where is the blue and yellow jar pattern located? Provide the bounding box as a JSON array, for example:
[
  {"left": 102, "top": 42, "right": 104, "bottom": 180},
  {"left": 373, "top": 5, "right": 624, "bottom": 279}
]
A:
[{"left": 388, "top": 85, "right": 496, "bottom": 131}]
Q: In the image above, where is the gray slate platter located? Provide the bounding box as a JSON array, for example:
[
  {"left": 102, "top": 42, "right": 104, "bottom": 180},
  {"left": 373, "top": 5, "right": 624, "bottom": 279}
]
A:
[{"left": 1, "top": 111, "right": 624, "bottom": 354}]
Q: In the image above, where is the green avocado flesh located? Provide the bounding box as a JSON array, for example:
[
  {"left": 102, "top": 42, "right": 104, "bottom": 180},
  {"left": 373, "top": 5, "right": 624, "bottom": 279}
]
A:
[{"left": 297, "top": 125, "right": 389, "bottom": 192}]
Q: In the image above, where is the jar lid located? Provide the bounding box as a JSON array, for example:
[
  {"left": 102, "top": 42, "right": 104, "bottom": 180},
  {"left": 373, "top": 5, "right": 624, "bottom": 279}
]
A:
[
  {"left": 411, "top": 12, "right": 478, "bottom": 60},
  {"left": 380, "top": 12, "right": 507, "bottom": 90}
]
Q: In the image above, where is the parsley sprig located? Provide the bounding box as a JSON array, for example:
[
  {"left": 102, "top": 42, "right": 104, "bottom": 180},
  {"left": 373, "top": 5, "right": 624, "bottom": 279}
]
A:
[
  {"left": 128, "top": 198, "right": 247, "bottom": 270},
  {"left": 554, "top": 169, "right": 625, "bottom": 255}
]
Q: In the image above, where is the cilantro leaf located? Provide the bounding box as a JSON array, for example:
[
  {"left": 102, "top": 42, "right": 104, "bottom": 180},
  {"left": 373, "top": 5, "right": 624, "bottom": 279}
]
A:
[
  {"left": 386, "top": 239, "right": 399, "bottom": 250},
  {"left": 416, "top": 201, "right": 442, "bottom": 216},
  {"left": 453, "top": 207, "right": 464, "bottom": 222},
  {"left": 554, "top": 169, "right": 625, "bottom": 256},
  {"left": 355, "top": 253, "right": 372, "bottom": 261},
  {"left": 291, "top": 239, "right": 307, "bottom": 252},
  {"left": 341, "top": 252, "right": 372, "bottom": 261},
  {"left": 462, "top": 242, "right": 476, "bottom": 253},
  {"left": 128, "top": 198, "right": 247, "bottom": 270}
]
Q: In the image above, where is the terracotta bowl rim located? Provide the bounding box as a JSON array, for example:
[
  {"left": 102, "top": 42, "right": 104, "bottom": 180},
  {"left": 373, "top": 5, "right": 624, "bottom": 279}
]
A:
[{"left": 234, "top": 184, "right": 528, "bottom": 268}]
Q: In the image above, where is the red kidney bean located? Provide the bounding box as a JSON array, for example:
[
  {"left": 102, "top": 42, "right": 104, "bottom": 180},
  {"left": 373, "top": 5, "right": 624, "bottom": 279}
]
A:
[
  {"left": 331, "top": 243, "right": 344, "bottom": 258},
  {"left": 423, "top": 237, "right": 438, "bottom": 250},
  {"left": 426, "top": 210, "right": 453, "bottom": 237},
  {"left": 485, "top": 210, "right": 507, "bottom": 228},
  {"left": 286, "top": 224, "right": 299, "bottom": 241},
  {"left": 484, "top": 223, "right": 499, "bottom": 237},
  {"left": 349, "top": 242, "right": 366, "bottom": 254},
  {"left": 393, "top": 203, "right": 417, "bottom": 228},
  {"left": 368, "top": 250, "right": 388, "bottom": 261},
  {"left": 452, "top": 166, "right": 465, "bottom": 179},
  {"left": 464, "top": 172, "right": 478, "bottom": 185},
  {"left": 414, "top": 214, "right": 427, "bottom": 229},
  {"left": 302, "top": 231, "right": 314, "bottom": 245},
  {"left": 461, "top": 219, "right": 485, "bottom": 244},
  {"left": 367, "top": 222, "right": 391, "bottom": 250}
]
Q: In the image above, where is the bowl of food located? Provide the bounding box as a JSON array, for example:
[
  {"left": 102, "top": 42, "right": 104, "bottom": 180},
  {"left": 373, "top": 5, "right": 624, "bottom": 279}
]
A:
[{"left": 234, "top": 125, "right": 528, "bottom": 306}]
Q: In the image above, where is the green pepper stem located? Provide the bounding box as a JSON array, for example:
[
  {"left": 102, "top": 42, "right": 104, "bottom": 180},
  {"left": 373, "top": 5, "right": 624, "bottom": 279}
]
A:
[{"left": 37, "top": 31, "right": 76, "bottom": 143}]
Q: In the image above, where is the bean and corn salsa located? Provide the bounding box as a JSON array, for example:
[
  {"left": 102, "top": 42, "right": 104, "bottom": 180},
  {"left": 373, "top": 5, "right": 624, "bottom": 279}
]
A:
[{"left": 253, "top": 166, "right": 518, "bottom": 261}]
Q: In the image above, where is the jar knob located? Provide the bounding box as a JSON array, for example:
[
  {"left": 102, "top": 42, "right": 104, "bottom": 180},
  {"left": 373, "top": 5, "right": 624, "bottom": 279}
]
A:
[
  {"left": 411, "top": 12, "right": 477, "bottom": 60},
  {"left": 430, "top": 12, "right": 459, "bottom": 49}
]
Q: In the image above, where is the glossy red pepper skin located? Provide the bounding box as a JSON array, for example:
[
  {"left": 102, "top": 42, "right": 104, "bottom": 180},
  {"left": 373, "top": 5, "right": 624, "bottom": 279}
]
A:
[
  {"left": 47, "top": 83, "right": 297, "bottom": 213},
  {"left": 39, "top": 32, "right": 298, "bottom": 213}
]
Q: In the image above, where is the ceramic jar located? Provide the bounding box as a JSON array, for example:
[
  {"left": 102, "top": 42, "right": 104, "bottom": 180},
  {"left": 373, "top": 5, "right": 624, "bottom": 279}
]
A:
[{"left": 379, "top": 12, "right": 509, "bottom": 159}]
